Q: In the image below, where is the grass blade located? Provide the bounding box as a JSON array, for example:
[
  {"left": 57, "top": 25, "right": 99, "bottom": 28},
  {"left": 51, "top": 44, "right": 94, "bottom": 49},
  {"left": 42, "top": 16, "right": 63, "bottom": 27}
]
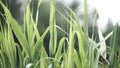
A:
[
  {"left": 49, "top": 0, "right": 57, "bottom": 56},
  {"left": 0, "top": 1, "right": 30, "bottom": 57}
]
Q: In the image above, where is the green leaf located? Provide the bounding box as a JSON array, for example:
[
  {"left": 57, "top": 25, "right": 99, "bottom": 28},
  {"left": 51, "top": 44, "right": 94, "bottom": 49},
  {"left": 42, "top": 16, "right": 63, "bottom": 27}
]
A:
[
  {"left": 49, "top": 0, "right": 57, "bottom": 56},
  {"left": 0, "top": 1, "right": 29, "bottom": 57}
]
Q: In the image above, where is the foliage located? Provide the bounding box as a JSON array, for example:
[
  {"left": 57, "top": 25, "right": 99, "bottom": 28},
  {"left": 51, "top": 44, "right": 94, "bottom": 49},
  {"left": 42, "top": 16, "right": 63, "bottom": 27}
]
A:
[{"left": 0, "top": 0, "right": 119, "bottom": 68}]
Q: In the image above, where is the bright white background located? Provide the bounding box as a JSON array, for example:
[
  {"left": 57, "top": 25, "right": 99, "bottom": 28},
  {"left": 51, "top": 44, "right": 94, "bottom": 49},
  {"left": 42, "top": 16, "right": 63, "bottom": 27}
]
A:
[{"left": 60, "top": 0, "right": 120, "bottom": 31}]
